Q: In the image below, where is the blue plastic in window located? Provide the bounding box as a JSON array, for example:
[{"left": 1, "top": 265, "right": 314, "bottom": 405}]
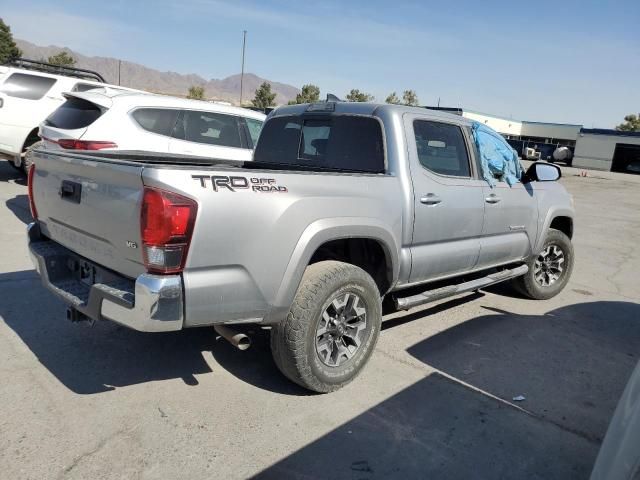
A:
[{"left": 471, "top": 121, "right": 522, "bottom": 187}]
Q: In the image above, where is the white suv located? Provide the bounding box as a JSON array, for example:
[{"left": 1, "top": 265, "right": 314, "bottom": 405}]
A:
[
  {"left": 0, "top": 59, "right": 135, "bottom": 172},
  {"left": 39, "top": 90, "right": 266, "bottom": 160}
]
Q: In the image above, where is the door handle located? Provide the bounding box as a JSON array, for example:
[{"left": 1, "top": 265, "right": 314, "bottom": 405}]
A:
[
  {"left": 485, "top": 193, "right": 501, "bottom": 204},
  {"left": 420, "top": 193, "right": 442, "bottom": 205}
]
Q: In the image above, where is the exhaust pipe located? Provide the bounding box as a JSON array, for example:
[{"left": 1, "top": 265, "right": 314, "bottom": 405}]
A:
[{"left": 214, "top": 324, "right": 251, "bottom": 351}]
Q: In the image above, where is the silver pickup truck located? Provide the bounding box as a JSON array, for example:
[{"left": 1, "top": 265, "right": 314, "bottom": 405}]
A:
[{"left": 27, "top": 102, "right": 575, "bottom": 392}]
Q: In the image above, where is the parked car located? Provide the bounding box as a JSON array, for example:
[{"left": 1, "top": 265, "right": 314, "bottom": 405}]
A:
[
  {"left": 26, "top": 101, "right": 575, "bottom": 393},
  {"left": 0, "top": 58, "right": 137, "bottom": 172},
  {"left": 39, "top": 90, "right": 266, "bottom": 161}
]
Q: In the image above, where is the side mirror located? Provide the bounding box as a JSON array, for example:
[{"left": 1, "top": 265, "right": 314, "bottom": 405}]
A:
[{"left": 524, "top": 162, "right": 561, "bottom": 182}]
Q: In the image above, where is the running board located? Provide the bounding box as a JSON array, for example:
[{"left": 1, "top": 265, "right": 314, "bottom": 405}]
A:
[{"left": 394, "top": 264, "right": 529, "bottom": 311}]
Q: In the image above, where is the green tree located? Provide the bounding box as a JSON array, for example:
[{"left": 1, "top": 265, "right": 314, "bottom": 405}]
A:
[
  {"left": 345, "top": 89, "right": 374, "bottom": 102},
  {"left": 252, "top": 82, "right": 276, "bottom": 109},
  {"left": 616, "top": 113, "right": 640, "bottom": 132},
  {"left": 385, "top": 92, "right": 400, "bottom": 104},
  {"left": 47, "top": 51, "right": 76, "bottom": 67},
  {"left": 187, "top": 85, "right": 205, "bottom": 100},
  {"left": 0, "top": 18, "right": 21, "bottom": 64},
  {"left": 294, "top": 84, "right": 320, "bottom": 104},
  {"left": 402, "top": 89, "right": 419, "bottom": 106}
]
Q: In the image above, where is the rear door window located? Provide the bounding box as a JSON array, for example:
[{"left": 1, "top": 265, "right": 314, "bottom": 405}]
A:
[
  {"left": 175, "top": 110, "right": 243, "bottom": 148},
  {"left": 254, "top": 115, "right": 385, "bottom": 173},
  {"left": 413, "top": 120, "right": 471, "bottom": 177},
  {"left": 0, "top": 73, "right": 57, "bottom": 100},
  {"left": 44, "top": 97, "right": 104, "bottom": 129},
  {"left": 131, "top": 108, "right": 179, "bottom": 136}
]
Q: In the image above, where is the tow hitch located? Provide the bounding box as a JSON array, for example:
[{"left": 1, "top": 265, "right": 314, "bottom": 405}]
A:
[{"left": 66, "top": 306, "right": 93, "bottom": 325}]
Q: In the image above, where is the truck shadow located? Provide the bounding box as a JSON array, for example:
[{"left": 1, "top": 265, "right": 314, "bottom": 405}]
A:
[
  {"left": 253, "top": 372, "right": 600, "bottom": 480},
  {"left": 0, "top": 270, "right": 303, "bottom": 395},
  {"left": 6, "top": 194, "right": 33, "bottom": 225},
  {"left": 405, "top": 301, "right": 640, "bottom": 443},
  {"left": 253, "top": 300, "right": 640, "bottom": 479}
]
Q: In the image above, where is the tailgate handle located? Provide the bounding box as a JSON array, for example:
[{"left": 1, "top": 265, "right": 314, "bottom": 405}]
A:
[{"left": 59, "top": 180, "right": 82, "bottom": 204}]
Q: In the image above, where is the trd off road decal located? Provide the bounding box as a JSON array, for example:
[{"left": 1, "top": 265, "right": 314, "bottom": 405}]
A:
[{"left": 192, "top": 175, "right": 288, "bottom": 193}]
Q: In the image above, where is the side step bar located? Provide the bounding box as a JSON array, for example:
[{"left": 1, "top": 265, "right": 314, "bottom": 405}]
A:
[{"left": 394, "top": 264, "right": 529, "bottom": 311}]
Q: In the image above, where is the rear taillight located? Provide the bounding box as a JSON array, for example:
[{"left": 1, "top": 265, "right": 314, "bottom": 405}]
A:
[
  {"left": 57, "top": 139, "right": 118, "bottom": 150},
  {"left": 140, "top": 187, "right": 197, "bottom": 274},
  {"left": 27, "top": 164, "right": 38, "bottom": 219}
]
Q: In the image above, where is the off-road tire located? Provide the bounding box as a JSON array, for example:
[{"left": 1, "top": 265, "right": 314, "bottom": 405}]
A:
[
  {"left": 513, "top": 228, "right": 574, "bottom": 300},
  {"left": 270, "top": 261, "right": 382, "bottom": 393}
]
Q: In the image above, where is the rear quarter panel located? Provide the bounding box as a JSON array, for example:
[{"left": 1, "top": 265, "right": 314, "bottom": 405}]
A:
[{"left": 142, "top": 166, "right": 404, "bottom": 326}]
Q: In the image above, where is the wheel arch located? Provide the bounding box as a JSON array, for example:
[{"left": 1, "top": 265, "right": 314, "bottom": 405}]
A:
[
  {"left": 535, "top": 206, "right": 575, "bottom": 253},
  {"left": 550, "top": 215, "right": 573, "bottom": 239},
  {"left": 22, "top": 127, "right": 40, "bottom": 153},
  {"left": 265, "top": 218, "right": 400, "bottom": 323}
]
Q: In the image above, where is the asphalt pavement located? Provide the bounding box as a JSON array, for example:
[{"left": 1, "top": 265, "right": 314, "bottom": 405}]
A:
[{"left": 0, "top": 161, "right": 639, "bottom": 479}]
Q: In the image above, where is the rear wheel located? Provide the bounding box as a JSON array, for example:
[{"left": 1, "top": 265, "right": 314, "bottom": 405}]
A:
[
  {"left": 513, "top": 228, "right": 574, "bottom": 299},
  {"left": 270, "top": 261, "right": 382, "bottom": 393}
]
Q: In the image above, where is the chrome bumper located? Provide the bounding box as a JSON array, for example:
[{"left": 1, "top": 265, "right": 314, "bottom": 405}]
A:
[{"left": 27, "top": 222, "right": 184, "bottom": 332}]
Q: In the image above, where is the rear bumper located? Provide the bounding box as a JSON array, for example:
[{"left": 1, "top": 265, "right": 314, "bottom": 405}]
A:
[{"left": 28, "top": 222, "right": 184, "bottom": 332}]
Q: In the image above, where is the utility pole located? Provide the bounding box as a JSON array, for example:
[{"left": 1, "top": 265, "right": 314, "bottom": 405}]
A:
[
  {"left": 239, "top": 30, "right": 247, "bottom": 106},
  {"left": 118, "top": 59, "right": 121, "bottom": 86}
]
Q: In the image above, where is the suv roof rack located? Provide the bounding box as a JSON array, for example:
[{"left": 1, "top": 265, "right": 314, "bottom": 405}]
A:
[{"left": 4, "top": 58, "right": 106, "bottom": 83}]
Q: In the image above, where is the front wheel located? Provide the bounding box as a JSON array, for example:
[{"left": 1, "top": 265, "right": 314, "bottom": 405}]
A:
[
  {"left": 513, "top": 228, "right": 574, "bottom": 300},
  {"left": 270, "top": 261, "right": 382, "bottom": 393}
]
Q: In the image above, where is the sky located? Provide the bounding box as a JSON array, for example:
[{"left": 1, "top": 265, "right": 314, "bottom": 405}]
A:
[{"left": 3, "top": 0, "right": 639, "bottom": 127}]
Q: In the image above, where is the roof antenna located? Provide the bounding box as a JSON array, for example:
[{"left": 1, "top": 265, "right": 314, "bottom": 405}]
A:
[{"left": 326, "top": 93, "right": 342, "bottom": 102}]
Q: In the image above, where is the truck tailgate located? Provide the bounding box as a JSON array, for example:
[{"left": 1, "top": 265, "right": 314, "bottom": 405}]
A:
[{"left": 31, "top": 150, "right": 146, "bottom": 279}]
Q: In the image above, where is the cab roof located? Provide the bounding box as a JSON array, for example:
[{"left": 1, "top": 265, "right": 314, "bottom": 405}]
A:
[{"left": 270, "top": 101, "right": 473, "bottom": 126}]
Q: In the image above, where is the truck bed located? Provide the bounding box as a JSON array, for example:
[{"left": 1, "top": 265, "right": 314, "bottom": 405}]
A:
[{"left": 29, "top": 147, "right": 401, "bottom": 327}]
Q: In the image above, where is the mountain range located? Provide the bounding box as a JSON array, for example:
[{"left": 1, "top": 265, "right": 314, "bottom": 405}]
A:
[{"left": 15, "top": 39, "right": 300, "bottom": 105}]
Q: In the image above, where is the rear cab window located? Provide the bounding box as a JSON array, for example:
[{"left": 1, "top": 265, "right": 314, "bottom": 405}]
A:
[
  {"left": 44, "top": 97, "right": 104, "bottom": 129},
  {"left": 413, "top": 120, "right": 471, "bottom": 177},
  {"left": 254, "top": 114, "right": 385, "bottom": 173},
  {"left": 0, "top": 73, "right": 57, "bottom": 100}
]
